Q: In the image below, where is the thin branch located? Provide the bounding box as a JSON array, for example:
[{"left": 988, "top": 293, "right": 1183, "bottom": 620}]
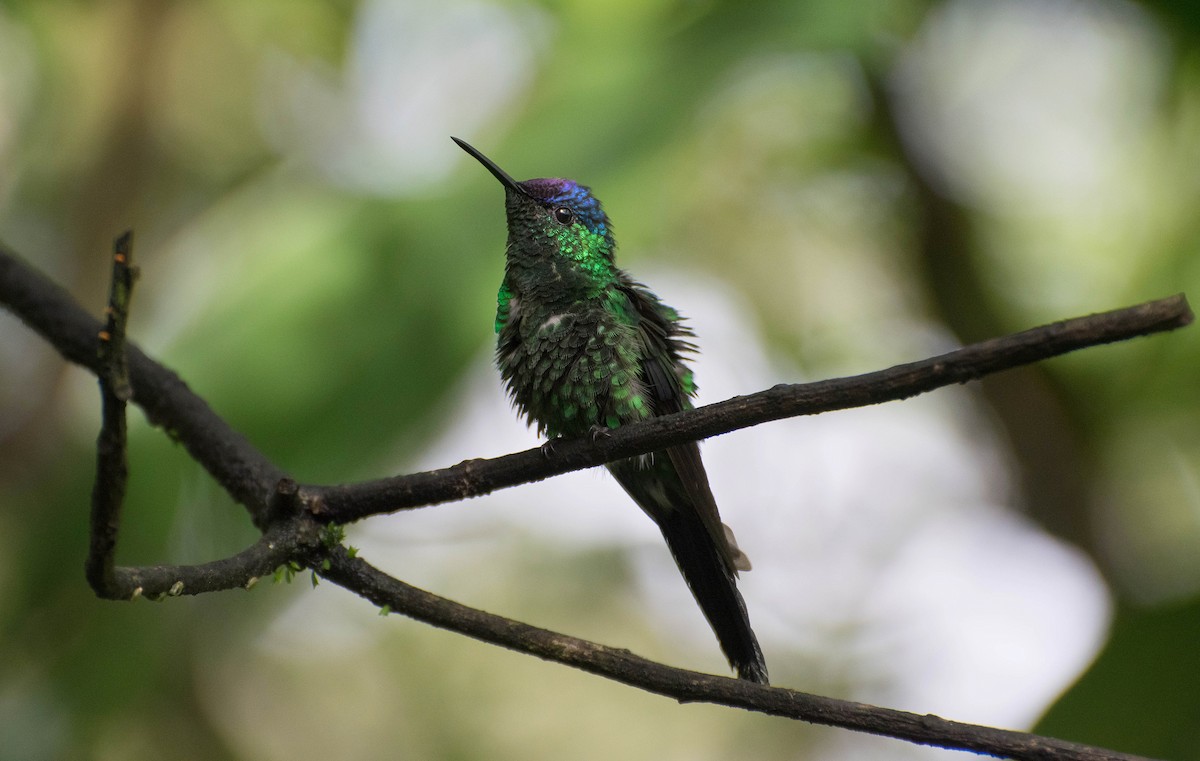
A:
[
  {"left": 105, "top": 522, "right": 315, "bottom": 599},
  {"left": 309, "top": 294, "right": 1194, "bottom": 523},
  {"left": 85, "top": 231, "right": 137, "bottom": 597},
  {"left": 318, "top": 548, "right": 1158, "bottom": 761},
  {"left": 2, "top": 243, "right": 1191, "bottom": 529},
  {"left": 99, "top": 481, "right": 325, "bottom": 601},
  {"left": 77, "top": 235, "right": 320, "bottom": 599}
]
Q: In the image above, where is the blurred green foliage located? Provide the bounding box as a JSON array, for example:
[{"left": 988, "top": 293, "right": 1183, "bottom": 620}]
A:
[{"left": 1, "top": 0, "right": 1198, "bottom": 759}]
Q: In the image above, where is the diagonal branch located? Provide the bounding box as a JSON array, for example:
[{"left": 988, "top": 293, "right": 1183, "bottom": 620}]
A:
[
  {"left": 1, "top": 243, "right": 1191, "bottom": 528},
  {"left": 318, "top": 548, "right": 1158, "bottom": 761},
  {"left": 308, "top": 294, "right": 1193, "bottom": 523}
]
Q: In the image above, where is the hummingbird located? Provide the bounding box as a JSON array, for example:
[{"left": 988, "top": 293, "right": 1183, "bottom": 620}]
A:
[{"left": 452, "top": 137, "right": 768, "bottom": 684}]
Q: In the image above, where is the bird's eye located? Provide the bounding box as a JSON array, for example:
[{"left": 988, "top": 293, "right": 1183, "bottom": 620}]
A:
[{"left": 552, "top": 206, "right": 574, "bottom": 224}]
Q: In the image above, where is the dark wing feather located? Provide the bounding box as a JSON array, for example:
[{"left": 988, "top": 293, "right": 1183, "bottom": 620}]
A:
[
  {"left": 620, "top": 280, "right": 744, "bottom": 575},
  {"left": 609, "top": 280, "right": 766, "bottom": 682}
]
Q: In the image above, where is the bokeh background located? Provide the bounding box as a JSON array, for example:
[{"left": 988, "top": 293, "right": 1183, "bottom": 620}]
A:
[{"left": 1, "top": 0, "right": 1199, "bottom": 759}]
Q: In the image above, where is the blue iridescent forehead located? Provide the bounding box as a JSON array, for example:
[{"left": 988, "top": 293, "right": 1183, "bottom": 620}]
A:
[{"left": 520, "top": 178, "right": 610, "bottom": 236}]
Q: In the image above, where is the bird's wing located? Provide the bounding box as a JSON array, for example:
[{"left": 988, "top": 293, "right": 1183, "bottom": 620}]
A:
[{"left": 619, "top": 281, "right": 750, "bottom": 574}]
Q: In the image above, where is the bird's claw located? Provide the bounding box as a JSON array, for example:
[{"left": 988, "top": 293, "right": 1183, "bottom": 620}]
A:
[
  {"left": 587, "top": 424, "right": 613, "bottom": 443},
  {"left": 540, "top": 438, "right": 559, "bottom": 458}
]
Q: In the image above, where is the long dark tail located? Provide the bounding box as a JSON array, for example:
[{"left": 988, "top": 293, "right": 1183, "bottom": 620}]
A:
[{"left": 656, "top": 505, "right": 769, "bottom": 684}]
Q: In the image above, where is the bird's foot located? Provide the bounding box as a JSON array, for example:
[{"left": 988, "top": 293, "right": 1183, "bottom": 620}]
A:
[
  {"left": 540, "top": 438, "right": 560, "bottom": 458},
  {"left": 587, "top": 424, "right": 613, "bottom": 443}
]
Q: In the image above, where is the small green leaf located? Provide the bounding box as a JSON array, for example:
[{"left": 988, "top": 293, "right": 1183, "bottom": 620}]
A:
[
  {"left": 273, "top": 562, "right": 300, "bottom": 584},
  {"left": 320, "top": 523, "right": 346, "bottom": 548}
]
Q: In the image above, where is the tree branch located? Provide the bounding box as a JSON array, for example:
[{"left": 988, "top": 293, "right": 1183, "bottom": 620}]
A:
[
  {"left": 308, "top": 294, "right": 1193, "bottom": 523},
  {"left": 97, "top": 476, "right": 325, "bottom": 600},
  {"left": 0, "top": 240, "right": 1187, "bottom": 761},
  {"left": 318, "top": 548, "right": 1155, "bottom": 761},
  {"left": 86, "top": 231, "right": 137, "bottom": 597},
  {"left": 80, "top": 235, "right": 321, "bottom": 600}
]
